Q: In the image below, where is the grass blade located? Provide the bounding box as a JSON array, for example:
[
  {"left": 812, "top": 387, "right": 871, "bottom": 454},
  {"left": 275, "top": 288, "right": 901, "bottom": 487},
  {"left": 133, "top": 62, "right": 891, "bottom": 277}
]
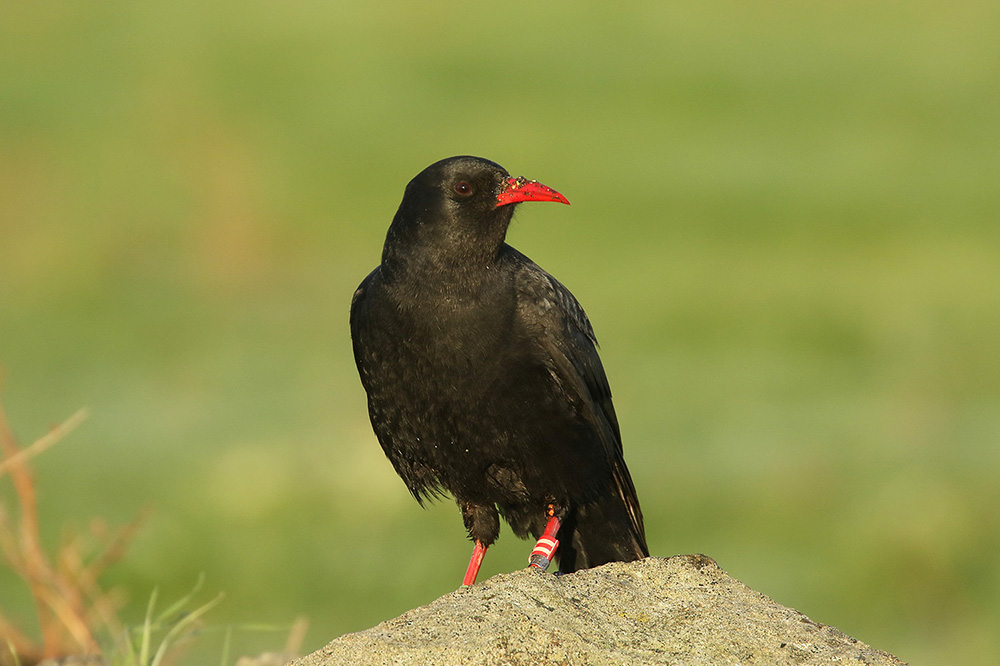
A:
[
  {"left": 148, "top": 592, "right": 224, "bottom": 666},
  {"left": 138, "top": 586, "right": 159, "bottom": 666}
]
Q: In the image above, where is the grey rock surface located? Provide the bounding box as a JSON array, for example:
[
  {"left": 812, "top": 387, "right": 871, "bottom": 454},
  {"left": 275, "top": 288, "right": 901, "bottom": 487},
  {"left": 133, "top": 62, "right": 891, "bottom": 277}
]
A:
[{"left": 293, "top": 554, "right": 906, "bottom": 665}]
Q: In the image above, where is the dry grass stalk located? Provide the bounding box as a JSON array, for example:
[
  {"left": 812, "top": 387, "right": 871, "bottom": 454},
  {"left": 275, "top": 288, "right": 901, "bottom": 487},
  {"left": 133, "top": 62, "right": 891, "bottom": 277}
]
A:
[{"left": 0, "top": 402, "right": 145, "bottom": 665}]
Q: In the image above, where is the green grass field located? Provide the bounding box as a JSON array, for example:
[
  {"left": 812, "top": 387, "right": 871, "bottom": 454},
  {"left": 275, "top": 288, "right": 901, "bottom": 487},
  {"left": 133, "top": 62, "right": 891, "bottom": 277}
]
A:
[{"left": 2, "top": 2, "right": 998, "bottom": 663}]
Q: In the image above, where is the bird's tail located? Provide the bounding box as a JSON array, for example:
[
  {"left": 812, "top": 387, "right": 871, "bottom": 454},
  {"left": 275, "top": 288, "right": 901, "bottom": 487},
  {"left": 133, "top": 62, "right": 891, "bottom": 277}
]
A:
[{"left": 556, "top": 489, "right": 648, "bottom": 573}]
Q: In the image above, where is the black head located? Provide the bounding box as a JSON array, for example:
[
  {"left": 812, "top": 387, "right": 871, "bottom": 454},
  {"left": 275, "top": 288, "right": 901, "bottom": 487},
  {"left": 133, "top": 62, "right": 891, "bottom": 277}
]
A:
[
  {"left": 381, "top": 156, "right": 568, "bottom": 275},
  {"left": 405, "top": 156, "right": 514, "bottom": 225}
]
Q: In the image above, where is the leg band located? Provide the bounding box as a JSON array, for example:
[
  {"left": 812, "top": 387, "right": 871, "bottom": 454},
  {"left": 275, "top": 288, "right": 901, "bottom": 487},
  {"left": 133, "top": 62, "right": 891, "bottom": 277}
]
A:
[{"left": 528, "top": 515, "right": 561, "bottom": 571}]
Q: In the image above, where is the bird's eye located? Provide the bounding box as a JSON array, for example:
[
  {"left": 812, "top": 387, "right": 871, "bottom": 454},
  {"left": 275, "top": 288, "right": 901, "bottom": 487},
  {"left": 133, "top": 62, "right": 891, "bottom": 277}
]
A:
[{"left": 453, "top": 181, "right": 474, "bottom": 196}]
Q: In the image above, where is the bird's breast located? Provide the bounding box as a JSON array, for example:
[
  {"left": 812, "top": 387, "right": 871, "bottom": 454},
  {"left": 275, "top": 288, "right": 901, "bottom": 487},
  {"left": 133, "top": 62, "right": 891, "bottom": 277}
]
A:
[{"left": 359, "top": 279, "right": 525, "bottom": 395}]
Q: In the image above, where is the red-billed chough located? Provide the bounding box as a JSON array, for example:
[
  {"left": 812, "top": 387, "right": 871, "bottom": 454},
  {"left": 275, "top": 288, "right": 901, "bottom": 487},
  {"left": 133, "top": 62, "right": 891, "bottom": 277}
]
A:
[{"left": 350, "top": 156, "right": 648, "bottom": 585}]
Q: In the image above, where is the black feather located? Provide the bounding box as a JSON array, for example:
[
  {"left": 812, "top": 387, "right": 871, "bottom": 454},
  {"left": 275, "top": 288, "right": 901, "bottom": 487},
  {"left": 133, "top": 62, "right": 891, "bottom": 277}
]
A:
[{"left": 350, "top": 156, "right": 648, "bottom": 572}]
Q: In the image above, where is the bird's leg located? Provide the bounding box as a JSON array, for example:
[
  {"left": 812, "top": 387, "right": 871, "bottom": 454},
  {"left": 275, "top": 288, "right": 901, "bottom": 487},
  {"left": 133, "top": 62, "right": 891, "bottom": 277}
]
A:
[
  {"left": 528, "top": 503, "right": 562, "bottom": 572},
  {"left": 459, "top": 501, "right": 499, "bottom": 587},
  {"left": 462, "top": 540, "right": 488, "bottom": 587}
]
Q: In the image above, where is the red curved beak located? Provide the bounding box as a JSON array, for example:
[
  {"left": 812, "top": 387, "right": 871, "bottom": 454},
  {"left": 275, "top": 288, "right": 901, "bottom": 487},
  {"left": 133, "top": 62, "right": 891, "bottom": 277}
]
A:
[{"left": 496, "top": 177, "right": 570, "bottom": 208}]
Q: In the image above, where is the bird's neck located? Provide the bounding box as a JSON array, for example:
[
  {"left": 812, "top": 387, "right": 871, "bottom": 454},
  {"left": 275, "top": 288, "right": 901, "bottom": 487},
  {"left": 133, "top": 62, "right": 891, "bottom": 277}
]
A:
[
  {"left": 380, "top": 244, "right": 505, "bottom": 298},
  {"left": 380, "top": 218, "right": 507, "bottom": 292}
]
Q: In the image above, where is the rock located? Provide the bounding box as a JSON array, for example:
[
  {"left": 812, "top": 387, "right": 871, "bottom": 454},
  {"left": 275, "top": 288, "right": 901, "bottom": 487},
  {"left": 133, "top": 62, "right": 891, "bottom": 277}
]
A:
[
  {"left": 236, "top": 653, "right": 299, "bottom": 666},
  {"left": 293, "top": 554, "right": 906, "bottom": 666}
]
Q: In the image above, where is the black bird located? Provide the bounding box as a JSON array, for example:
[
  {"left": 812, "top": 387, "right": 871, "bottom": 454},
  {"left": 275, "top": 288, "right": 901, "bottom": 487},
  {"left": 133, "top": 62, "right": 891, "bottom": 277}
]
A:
[{"left": 350, "top": 156, "right": 647, "bottom": 585}]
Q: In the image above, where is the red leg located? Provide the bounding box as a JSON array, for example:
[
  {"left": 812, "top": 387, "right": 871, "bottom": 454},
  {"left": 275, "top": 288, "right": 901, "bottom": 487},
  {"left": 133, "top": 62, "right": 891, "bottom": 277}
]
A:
[
  {"left": 462, "top": 540, "right": 488, "bottom": 587},
  {"left": 528, "top": 514, "right": 561, "bottom": 572}
]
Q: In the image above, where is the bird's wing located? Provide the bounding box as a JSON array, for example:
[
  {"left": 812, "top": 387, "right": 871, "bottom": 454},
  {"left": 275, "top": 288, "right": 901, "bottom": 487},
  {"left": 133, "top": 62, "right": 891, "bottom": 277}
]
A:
[
  {"left": 350, "top": 267, "right": 378, "bottom": 321},
  {"left": 507, "top": 248, "right": 646, "bottom": 543},
  {"left": 349, "top": 267, "right": 379, "bottom": 382},
  {"left": 349, "top": 266, "right": 444, "bottom": 503}
]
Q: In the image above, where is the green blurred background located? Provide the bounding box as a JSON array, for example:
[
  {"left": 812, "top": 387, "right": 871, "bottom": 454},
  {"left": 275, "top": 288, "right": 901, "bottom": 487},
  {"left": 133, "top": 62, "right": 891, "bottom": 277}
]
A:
[{"left": 2, "top": 1, "right": 998, "bottom": 663}]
